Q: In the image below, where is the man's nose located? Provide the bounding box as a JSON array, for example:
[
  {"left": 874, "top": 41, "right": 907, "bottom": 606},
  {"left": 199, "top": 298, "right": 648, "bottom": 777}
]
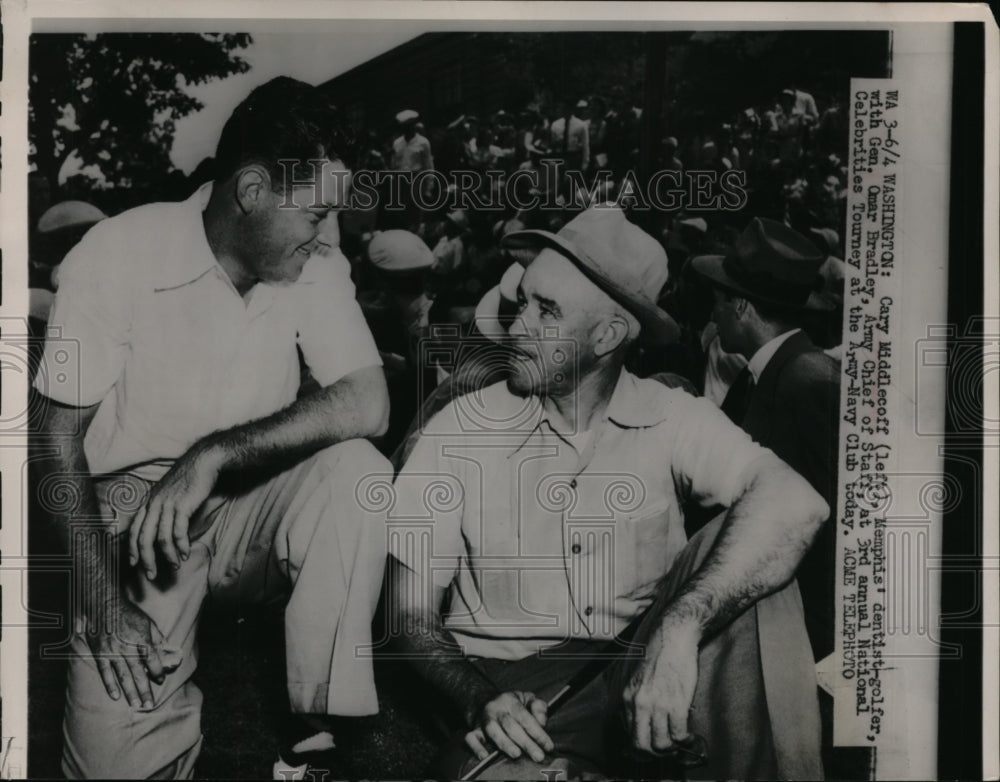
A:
[
  {"left": 507, "top": 312, "right": 528, "bottom": 338},
  {"left": 316, "top": 214, "right": 341, "bottom": 249}
]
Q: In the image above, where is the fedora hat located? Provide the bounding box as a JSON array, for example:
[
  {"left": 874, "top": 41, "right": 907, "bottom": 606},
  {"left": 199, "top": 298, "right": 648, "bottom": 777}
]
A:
[
  {"left": 475, "top": 206, "right": 680, "bottom": 345},
  {"left": 691, "top": 217, "right": 834, "bottom": 311}
]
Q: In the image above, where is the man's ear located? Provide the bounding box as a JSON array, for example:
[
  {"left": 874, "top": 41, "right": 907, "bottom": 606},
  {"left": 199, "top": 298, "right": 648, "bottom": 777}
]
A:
[
  {"left": 234, "top": 165, "right": 272, "bottom": 215},
  {"left": 593, "top": 313, "right": 631, "bottom": 358}
]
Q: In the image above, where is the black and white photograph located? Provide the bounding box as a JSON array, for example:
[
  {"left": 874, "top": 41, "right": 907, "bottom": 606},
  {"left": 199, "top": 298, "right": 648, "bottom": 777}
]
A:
[{"left": 1, "top": 3, "right": 996, "bottom": 780}]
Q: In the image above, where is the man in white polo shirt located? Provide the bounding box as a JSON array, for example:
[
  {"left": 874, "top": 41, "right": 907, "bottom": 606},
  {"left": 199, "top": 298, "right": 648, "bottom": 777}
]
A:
[{"left": 33, "top": 77, "right": 392, "bottom": 779}]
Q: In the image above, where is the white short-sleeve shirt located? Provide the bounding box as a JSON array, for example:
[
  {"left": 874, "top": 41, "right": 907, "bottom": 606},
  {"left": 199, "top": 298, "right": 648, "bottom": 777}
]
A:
[
  {"left": 389, "top": 371, "right": 770, "bottom": 660},
  {"left": 34, "top": 183, "right": 381, "bottom": 481}
]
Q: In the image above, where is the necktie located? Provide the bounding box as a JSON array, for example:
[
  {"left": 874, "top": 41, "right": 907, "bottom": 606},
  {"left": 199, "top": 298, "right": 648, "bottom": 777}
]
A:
[{"left": 721, "top": 366, "right": 755, "bottom": 425}]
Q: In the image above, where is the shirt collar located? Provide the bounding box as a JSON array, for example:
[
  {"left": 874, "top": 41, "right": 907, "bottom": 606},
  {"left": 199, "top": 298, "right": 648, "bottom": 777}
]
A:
[
  {"left": 510, "top": 369, "right": 669, "bottom": 455},
  {"left": 748, "top": 328, "right": 801, "bottom": 383},
  {"left": 152, "top": 182, "right": 221, "bottom": 291}
]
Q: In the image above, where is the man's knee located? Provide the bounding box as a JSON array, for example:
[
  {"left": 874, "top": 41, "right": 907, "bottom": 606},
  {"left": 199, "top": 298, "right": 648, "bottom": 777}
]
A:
[
  {"left": 306, "top": 439, "right": 393, "bottom": 545},
  {"left": 62, "top": 651, "right": 203, "bottom": 779},
  {"left": 313, "top": 438, "right": 393, "bottom": 491}
]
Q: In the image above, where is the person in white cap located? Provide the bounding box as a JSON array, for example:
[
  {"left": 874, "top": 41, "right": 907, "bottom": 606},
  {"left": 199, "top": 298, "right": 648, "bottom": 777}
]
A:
[
  {"left": 385, "top": 205, "right": 826, "bottom": 779},
  {"left": 361, "top": 229, "right": 438, "bottom": 450},
  {"left": 392, "top": 109, "right": 434, "bottom": 174}
]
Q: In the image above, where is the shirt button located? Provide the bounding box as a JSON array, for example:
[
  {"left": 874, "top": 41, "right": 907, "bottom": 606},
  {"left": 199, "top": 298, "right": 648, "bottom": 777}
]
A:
[
  {"left": 584, "top": 606, "right": 594, "bottom": 616},
  {"left": 571, "top": 543, "right": 582, "bottom": 554}
]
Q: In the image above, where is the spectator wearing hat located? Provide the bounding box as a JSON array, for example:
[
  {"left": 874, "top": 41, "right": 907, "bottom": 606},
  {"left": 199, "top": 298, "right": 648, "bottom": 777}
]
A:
[
  {"left": 691, "top": 217, "right": 840, "bottom": 663},
  {"left": 361, "top": 229, "right": 439, "bottom": 454},
  {"left": 32, "top": 200, "right": 108, "bottom": 295},
  {"left": 387, "top": 205, "right": 825, "bottom": 780},
  {"left": 693, "top": 217, "right": 860, "bottom": 782},
  {"left": 29, "top": 201, "right": 109, "bottom": 382},
  {"left": 392, "top": 109, "right": 434, "bottom": 174},
  {"left": 390, "top": 110, "right": 435, "bottom": 230}
]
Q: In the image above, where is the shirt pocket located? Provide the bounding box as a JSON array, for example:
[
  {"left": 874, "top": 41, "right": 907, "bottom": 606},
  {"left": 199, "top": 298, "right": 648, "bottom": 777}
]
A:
[{"left": 614, "top": 498, "right": 680, "bottom": 597}]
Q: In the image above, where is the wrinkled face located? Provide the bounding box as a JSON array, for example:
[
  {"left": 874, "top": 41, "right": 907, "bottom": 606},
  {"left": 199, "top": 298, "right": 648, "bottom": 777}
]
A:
[
  {"left": 248, "top": 159, "right": 350, "bottom": 284},
  {"left": 506, "top": 249, "right": 601, "bottom": 397}
]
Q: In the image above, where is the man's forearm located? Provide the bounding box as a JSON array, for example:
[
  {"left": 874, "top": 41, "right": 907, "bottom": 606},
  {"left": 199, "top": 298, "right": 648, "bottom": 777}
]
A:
[
  {"left": 389, "top": 558, "right": 498, "bottom": 724},
  {"left": 36, "top": 402, "right": 122, "bottom": 608},
  {"left": 193, "top": 364, "right": 389, "bottom": 474},
  {"left": 396, "top": 612, "right": 499, "bottom": 725},
  {"left": 664, "top": 456, "right": 828, "bottom": 639}
]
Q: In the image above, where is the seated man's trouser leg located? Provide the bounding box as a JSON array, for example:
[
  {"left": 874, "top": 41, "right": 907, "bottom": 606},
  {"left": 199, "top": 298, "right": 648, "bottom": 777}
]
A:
[
  {"left": 438, "top": 512, "right": 823, "bottom": 781},
  {"left": 61, "top": 439, "right": 391, "bottom": 779}
]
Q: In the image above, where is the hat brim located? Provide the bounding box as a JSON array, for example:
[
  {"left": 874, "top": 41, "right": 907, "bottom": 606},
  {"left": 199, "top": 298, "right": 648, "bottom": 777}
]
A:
[
  {"left": 474, "top": 264, "right": 524, "bottom": 341},
  {"left": 474, "top": 284, "right": 508, "bottom": 341},
  {"left": 500, "top": 229, "right": 681, "bottom": 345},
  {"left": 690, "top": 254, "right": 836, "bottom": 312}
]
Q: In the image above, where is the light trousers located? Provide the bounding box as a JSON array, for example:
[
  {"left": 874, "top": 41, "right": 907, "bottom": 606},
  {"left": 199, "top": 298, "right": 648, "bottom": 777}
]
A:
[{"left": 61, "top": 439, "right": 392, "bottom": 779}]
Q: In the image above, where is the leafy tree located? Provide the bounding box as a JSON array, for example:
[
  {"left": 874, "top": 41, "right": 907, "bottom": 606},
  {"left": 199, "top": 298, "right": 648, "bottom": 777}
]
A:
[{"left": 29, "top": 33, "right": 251, "bottom": 206}]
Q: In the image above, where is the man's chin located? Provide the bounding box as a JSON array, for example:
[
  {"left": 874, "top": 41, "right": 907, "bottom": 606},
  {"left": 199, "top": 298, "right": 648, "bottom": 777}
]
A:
[
  {"left": 505, "top": 374, "right": 534, "bottom": 397},
  {"left": 506, "top": 369, "right": 545, "bottom": 398},
  {"left": 271, "top": 262, "right": 307, "bottom": 285}
]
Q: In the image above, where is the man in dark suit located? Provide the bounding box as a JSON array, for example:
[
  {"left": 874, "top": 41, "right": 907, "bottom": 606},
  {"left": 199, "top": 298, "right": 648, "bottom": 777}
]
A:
[
  {"left": 692, "top": 216, "right": 839, "bottom": 657},
  {"left": 692, "top": 218, "right": 870, "bottom": 780}
]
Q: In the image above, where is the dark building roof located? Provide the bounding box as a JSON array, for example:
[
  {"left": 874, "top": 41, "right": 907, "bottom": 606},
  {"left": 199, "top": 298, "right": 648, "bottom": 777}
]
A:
[{"left": 319, "top": 33, "right": 510, "bottom": 136}]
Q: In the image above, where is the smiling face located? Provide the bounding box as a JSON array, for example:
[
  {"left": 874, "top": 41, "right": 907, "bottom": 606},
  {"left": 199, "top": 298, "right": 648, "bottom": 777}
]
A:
[
  {"left": 505, "top": 249, "right": 609, "bottom": 398},
  {"left": 243, "top": 159, "right": 351, "bottom": 284}
]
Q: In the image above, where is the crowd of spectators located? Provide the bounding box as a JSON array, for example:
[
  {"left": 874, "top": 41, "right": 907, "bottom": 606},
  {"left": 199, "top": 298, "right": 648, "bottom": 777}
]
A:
[
  {"left": 336, "top": 85, "right": 849, "bottom": 456},
  {"left": 29, "top": 84, "right": 850, "bottom": 460}
]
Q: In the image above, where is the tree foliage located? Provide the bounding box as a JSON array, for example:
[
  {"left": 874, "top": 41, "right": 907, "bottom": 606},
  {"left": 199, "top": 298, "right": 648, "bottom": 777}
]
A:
[{"left": 29, "top": 33, "right": 251, "bottom": 204}]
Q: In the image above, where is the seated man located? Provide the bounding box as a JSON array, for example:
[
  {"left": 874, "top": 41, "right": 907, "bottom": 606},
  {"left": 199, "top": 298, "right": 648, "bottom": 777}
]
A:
[
  {"left": 385, "top": 205, "right": 828, "bottom": 780},
  {"left": 33, "top": 77, "right": 392, "bottom": 779}
]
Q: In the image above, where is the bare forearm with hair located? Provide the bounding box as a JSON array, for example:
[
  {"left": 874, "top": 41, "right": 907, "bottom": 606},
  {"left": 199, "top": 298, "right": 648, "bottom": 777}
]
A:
[
  {"left": 36, "top": 401, "right": 118, "bottom": 600},
  {"left": 38, "top": 400, "right": 173, "bottom": 705},
  {"left": 193, "top": 364, "right": 388, "bottom": 474},
  {"left": 665, "top": 455, "right": 829, "bottom": 639},
  {"left": 388, "top": 557, "right": 498, "bottom": 724}
]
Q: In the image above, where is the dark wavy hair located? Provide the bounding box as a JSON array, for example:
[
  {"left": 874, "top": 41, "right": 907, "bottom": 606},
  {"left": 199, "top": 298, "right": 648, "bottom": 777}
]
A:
[{"left": 213, "top": 76, "right": 357, "bottom": 189}]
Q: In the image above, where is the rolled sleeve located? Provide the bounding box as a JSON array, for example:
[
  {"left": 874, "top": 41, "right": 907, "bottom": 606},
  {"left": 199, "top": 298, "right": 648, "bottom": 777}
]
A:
[
  {"left": 668, "top": 393, "right": 771, "bottom": 508},
  {"left": 33, "top": 222, "right": 132, "bottom": 407},
  {"left": 295, "top": 249, "right": 381, "bottom": 387}
]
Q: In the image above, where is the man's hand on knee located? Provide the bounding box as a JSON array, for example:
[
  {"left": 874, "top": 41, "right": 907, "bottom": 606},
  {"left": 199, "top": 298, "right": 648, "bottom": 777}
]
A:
[
  {"left": 77, "top": 595, "right": 172, "bottom": 710},
  {"left": 465, "top": 690, "right": 555, "bottom": 763},
  {"left": 128, "top": 446, "right": 223, "bottom": 579},
  {"left": 622, "top": 617, "right": 699, "bottom": 756}
]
